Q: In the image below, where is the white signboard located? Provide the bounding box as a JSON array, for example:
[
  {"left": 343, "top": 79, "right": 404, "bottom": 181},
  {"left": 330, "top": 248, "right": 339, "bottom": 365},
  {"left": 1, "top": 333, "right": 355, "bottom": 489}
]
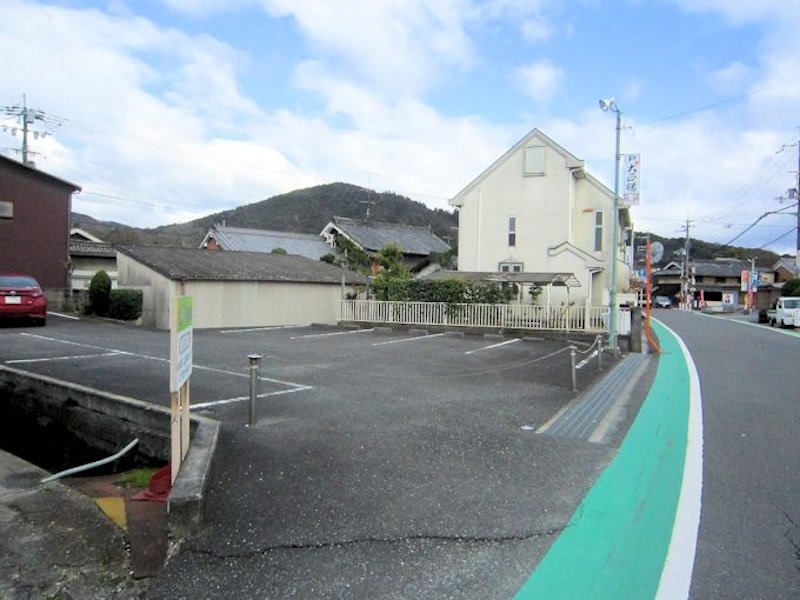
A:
[
  {"left": 170, "top": 295, "right": 193, "bottom": 392},
  {"left": 623, "top": 153, "right": 640, "bottom": 205}
]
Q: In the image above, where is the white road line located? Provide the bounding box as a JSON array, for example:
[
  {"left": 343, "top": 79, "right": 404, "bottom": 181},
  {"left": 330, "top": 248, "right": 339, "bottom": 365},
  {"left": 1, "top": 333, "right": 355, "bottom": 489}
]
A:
[
  {"left": 18, "top": 332, "right": 309, "bottom": 389},
  {"left": 219, "top": 325, "right": 305, "bottom": 334},
  {"left": 699, "top": 313, "right": 800, "bottom": 338},
  {"left": 291, "top": 328, "right": 374, "bottom": 340},
  {"left": 190, "top": 386, "right": 312, "bottom": 410},
  {"left": 47, "top": 311, "right": 80, "bottom": 320},
  {"left": 655, "top": 321, "right": 704, "bottom": 600},
  {"left": 371, "top": 333, "right": 445, "bottom": 346},
  {"left": 464, "top": 338, "right": 520, "bottom": 355},
  {"left": 7, "top": 352, "right": 121, "bottom": 364}
]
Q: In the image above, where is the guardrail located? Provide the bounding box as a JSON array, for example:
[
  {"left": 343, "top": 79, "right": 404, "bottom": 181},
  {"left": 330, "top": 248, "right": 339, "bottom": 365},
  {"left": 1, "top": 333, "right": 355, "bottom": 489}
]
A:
[{"left": 339, "top": 300, "right": 631, "bottom": 334}]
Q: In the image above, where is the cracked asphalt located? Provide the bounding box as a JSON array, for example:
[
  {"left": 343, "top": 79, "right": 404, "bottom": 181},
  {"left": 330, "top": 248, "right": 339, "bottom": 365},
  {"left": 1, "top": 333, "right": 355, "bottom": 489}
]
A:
[{"left": 0, "top": 318, "right": 649, "bottom": 598}]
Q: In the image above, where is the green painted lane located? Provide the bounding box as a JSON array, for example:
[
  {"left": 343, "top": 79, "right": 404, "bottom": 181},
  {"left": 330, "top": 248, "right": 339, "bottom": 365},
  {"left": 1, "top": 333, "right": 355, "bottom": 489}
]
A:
[{"left": 514, "top": 321, "right": 690, "bottom": 599}]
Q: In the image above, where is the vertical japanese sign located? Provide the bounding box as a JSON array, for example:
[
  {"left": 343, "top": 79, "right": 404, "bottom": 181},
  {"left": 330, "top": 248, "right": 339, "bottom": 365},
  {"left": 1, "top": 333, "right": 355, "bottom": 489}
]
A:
[
  {"left": 169, "top": 295, "right": 193, "bottom": 482},
  {"left": 623, "top": 153, "right": 641, "bottom": 205}
]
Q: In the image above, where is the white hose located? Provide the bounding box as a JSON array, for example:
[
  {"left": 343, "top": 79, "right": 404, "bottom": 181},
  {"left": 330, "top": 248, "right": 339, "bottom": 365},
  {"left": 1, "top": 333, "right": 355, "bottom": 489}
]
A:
[{"left": 40, "top": 438, "right": 139, "bottom": 484}]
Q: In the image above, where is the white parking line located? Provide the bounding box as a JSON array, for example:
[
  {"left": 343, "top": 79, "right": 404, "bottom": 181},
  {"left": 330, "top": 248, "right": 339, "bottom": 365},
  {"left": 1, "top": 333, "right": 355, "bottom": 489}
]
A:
[
  {"left": 17, "top": 332, "right": 309, "bottom": 389},
  {"left": 219, "top": 325, "right": 305, "bottom": 334},
  {"left": 191, "top": 386, "right": 312, "bottom": 410},
  {"left": 291, "top": 328, "right": 375, "bottom": 340},
  {"left": 464, "top": 338, "right": 520, "bottom": 355},
  {"left": 7, "top": 352, "right": 121, "bottom": 364},
  {"left": 371, "top": 333, "right": 445, "bottom": 346},
  {"left": 47, "top": 311, "right": 80, "bottom": 320}
]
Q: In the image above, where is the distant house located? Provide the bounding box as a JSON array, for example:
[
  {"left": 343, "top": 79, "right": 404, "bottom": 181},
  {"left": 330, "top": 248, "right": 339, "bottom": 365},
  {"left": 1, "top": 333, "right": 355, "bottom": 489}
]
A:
[
  {"left": 653, "top": 258, "right": 750, "bottom": 309},
  {"left": 69, "top": 228, "right": 117, "bottom": 294},
  {"left": 449, "top": 128, "right": 632, "bottom": 306},
  {"left": 772, "top": 257, "right": 799, "bottom": 283},
  {"left": 117, "top": 245, "right": 367, "bottom": 329},
  {"left": 0, "top": 155, "right": 81, "bottom": 305},
  {"left": 320, "top": 216, "right": 451, "bottom": 276},
  {"left": 200, "top": 224, "right": 331, "bottom": 261}
]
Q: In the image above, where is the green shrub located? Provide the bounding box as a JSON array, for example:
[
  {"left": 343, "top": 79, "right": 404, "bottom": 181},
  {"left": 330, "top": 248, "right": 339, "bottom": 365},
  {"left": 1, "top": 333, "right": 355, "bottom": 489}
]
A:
[
  {"left": 88, "top": 270, "right": 112, "bottom": 316},
  {"left": 782, "top": 278, "right": 800, "bottom": 297},
  {"left": 109, "top": 289, "right": 143, "bottom": 321},
  {"left": 371, "top": 278, "right": 514, "bottom": 304},
  {"left": 270, "top": 247, "right": 287, "bottom": 255}
]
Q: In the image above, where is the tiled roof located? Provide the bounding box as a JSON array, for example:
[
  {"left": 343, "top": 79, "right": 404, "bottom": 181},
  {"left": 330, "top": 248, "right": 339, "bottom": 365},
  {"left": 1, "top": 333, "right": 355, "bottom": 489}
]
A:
[
  {"left": 204, "top": 225, "right": 331, "bottom": 260},
  {"left": 773, "top": 257, "right": 800, "bottom": 276},
  {"left": 70, "top": 241, "right": 116, "bottom": 258},
  {"left": 327, "top": 217, "right": 450, "bottom": 255},
  {"left": 654, "top": 259, "right": 748, "bottom": 278},
  {"left": 118, "top": 245, "right": 367, "bottom": 285}
]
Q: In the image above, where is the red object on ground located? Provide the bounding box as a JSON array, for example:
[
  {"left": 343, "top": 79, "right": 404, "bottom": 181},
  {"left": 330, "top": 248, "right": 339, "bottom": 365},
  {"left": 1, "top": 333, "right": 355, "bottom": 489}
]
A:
[{"left": 131, "top": 465, "right": 172, "bottom": 503}]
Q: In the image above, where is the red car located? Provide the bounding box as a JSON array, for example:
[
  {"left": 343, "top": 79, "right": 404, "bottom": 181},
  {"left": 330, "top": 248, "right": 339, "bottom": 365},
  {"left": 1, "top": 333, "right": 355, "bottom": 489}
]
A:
[{"left": 0, "top": 275, "right": 47, "bottom": 326}]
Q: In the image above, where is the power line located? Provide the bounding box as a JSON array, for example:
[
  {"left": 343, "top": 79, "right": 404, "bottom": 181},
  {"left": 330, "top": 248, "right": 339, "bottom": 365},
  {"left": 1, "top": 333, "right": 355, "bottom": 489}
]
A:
[
  {"left": 758, "top": 227, "right": 798, "bottom": 250},
  {"left": 719, "top": 202, "right": 798, "bottom": 248}
]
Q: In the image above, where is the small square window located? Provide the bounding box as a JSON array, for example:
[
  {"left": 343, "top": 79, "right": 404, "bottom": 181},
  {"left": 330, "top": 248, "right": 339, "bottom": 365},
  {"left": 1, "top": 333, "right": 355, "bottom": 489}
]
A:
[{"left": 524, "top": 147, "right": 545, "bottom": 176}]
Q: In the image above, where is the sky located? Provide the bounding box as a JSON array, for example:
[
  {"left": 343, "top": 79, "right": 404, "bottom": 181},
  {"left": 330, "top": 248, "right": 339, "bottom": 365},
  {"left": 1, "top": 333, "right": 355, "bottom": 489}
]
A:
[{"left": 2, "top": 0, "right": 800, "bottom": 256}]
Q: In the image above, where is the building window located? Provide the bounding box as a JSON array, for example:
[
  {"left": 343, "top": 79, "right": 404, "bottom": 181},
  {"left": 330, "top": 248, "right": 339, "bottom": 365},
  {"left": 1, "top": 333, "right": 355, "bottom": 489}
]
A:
[
  {"left": 524, "top": 146, "right": 545, "bottom": 176},
  {"left": 508, "top": 216, "right": 516, "bottom": 247},
  {"left": 499, "top": 262, "right": 523, "bottom": 272},
  {"left": 594, "top": 211, "right": 603, "bottom": 252}
]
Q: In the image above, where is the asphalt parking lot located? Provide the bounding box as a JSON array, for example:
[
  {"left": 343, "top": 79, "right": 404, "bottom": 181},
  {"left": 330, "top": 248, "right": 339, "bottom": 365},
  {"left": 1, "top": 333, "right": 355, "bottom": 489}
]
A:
[{"left": 0, "top": 315, "right": 646, "bottom": 598}]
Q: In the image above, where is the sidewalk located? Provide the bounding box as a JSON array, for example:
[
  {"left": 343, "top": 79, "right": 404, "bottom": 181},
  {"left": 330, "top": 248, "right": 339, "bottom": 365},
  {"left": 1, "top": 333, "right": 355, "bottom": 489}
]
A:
[{"left": 0, "top": 449, "right": 150, "bottom": 599}]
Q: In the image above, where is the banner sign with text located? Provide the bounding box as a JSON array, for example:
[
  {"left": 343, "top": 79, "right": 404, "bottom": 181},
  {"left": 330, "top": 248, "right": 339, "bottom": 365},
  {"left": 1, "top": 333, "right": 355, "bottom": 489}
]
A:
[
  {"left": 170, "top": 295, "right": 193, "bottom": 392},
  {"left": 623, "top": 153, "right": 641, "bottom": 205}
]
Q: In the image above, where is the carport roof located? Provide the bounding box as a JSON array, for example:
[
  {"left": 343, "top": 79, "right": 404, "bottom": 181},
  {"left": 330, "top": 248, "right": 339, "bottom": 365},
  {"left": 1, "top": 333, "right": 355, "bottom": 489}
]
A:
[
  {"left": 118, "top": 245, "right": 368, "bottom": 285},
  {"left": 426, "top": 270, "right": 581, "bottom": 287}
]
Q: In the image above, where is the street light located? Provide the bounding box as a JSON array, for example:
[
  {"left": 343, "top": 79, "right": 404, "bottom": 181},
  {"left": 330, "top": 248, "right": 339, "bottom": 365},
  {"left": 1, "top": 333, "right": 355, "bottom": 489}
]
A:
[{"left": 599, "top": 97, "right": 621, "bottom": 354}]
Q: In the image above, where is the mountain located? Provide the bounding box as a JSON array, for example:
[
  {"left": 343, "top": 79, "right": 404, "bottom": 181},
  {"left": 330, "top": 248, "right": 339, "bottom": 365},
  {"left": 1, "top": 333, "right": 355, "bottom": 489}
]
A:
[
  {"left": 644, "top": 233, "right": 780, "bottom": 268},
  {"left": 73, "top": 182, "right": 459, "bottom": 248}
]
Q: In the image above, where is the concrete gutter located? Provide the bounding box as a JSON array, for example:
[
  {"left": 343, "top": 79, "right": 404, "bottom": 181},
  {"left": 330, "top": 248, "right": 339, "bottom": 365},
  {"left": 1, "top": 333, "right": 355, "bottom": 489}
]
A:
[{"left": 0, "top": 365, "right": 218, "bottom": 539}]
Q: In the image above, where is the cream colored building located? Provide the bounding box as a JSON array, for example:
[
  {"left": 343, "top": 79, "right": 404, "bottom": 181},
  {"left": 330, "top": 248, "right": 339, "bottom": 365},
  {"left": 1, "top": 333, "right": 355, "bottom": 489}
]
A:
[
  {"left": 450, "top": 128, "right": 632, "bottom": 306},
  {"left": 117, "top": 246, "right": 366, "bottom": 329}
]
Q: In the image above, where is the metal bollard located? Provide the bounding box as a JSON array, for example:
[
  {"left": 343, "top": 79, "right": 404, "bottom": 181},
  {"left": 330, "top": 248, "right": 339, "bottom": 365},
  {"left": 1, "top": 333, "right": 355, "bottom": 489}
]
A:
[
  {"left": 597, "top": 335, "right": 603, "bottom": 371},
  {"left": 569, "top": 345, "right": 577, "bottom": 392},
  {"left": 248, "top": 354, "right": 263, "bottom": 426}
]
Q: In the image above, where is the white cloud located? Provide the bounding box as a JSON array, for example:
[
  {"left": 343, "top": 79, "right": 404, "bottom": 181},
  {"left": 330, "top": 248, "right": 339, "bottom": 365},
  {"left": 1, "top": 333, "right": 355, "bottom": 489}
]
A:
[{"left": 516, "top": 60, "right": 564, "bottom": 103}]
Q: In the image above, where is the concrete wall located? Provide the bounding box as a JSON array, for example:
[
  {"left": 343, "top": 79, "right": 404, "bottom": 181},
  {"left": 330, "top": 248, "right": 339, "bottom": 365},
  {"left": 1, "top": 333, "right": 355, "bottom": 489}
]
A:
[{"left": 118, "top": 252, "right": 351, "bottom": 329}]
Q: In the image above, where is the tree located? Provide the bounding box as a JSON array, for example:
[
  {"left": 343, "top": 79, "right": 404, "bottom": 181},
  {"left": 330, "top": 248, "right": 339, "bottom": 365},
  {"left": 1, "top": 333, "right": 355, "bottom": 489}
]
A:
[
  {"left": 88, "top": 270, "right": 112, "bottom": 316},
  {"left": 782, "top": 278, "right": 800, "bottom": 297}
]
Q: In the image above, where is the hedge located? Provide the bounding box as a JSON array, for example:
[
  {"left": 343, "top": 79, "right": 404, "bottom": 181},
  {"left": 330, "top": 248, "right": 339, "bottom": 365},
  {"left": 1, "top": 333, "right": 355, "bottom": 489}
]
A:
[{"left": 109, "top": 289, "right": 143, "bottom": 321}]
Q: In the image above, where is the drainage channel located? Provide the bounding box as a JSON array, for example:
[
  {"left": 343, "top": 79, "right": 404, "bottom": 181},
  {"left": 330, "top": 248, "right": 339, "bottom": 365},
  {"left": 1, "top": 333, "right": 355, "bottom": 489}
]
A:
[{"left": 539, "top": 352, "right": 650, "bottom": 441}]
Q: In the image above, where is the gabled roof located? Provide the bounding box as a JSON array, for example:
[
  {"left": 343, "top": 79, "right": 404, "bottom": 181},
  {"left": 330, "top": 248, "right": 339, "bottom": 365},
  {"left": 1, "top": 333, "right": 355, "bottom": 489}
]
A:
[
  {"left": 654, "top": 258, "right": 748, "bottom": 278},
  {"left": 70, "top": 227, "right": 104, "bottom": 243},
  {"left": 772, "top": 257, "right": 799, "bottom": 276},
  {"left": 200, "top": 225, "right": 331, "bottom": 260},
  {"left": 450, "top": 128, "right": 586, "bottom": 207},
  {"left": 70, "top": 240, "right": 116, "bottom": 258},
  {"left": 118, "top": 246, "right": 367, "bottom": 285},
  {"left": 0, "top": 154, "right": 81, "bottom": 191},
  {"left": 548, "top": 241, "right": 604, "bottom": 269},
  {"left": 321, "top": 217, "right": 450, "bottom": 256}
]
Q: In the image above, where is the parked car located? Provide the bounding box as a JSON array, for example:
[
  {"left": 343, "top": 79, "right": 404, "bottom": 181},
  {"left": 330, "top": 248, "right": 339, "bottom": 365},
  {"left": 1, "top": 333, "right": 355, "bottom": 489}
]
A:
[
  {"left": 0, "top": 275, "right": 47, "bottom": 326},
  {"left": 654, "top": 296, "right": 672, "bottom": 309},
  {"left": 769, "top": 297, "right": 800, "bottom": 328}
]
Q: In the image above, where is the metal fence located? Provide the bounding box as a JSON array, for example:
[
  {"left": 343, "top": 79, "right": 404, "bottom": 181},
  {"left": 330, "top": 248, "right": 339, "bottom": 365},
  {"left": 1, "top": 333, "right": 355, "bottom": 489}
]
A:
[{"left": 339, "top": 300, "right": 631, "bottom": 334}]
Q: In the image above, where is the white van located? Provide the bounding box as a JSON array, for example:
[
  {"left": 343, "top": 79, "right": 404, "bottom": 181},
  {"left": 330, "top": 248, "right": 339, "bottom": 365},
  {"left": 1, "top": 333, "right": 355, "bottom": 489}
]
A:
[{"left": 769, "top": 297, "right": 800, "bottom": 328}]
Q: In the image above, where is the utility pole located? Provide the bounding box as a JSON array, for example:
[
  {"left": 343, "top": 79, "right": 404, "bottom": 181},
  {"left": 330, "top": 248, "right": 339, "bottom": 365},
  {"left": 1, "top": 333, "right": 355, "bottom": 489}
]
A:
[
  {"left": 1, "top": 95, "right": 54, "bottom": 167},
  {"left": 680, "top": 218, "right": 693, "bottom": 310}
]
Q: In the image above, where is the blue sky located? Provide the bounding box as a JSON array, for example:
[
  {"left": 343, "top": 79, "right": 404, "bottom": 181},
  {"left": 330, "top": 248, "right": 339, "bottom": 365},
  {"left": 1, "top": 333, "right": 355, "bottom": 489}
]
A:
[{"left": 1, "top": 0, "right": 799, "bottom": 256}]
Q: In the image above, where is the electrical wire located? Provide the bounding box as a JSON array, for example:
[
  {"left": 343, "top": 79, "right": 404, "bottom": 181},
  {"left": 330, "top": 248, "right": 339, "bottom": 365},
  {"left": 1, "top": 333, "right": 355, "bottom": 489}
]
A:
[
  {"left": 720, "top": 202, "right": 798, "bottom": 248},
  {"left": 758, "top": 227, "right": 798, "bottom": 250}
]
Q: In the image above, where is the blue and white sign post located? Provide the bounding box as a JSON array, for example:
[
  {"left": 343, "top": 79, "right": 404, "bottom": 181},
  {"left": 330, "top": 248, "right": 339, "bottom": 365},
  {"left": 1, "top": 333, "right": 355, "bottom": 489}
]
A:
[{"left": 169, "top": 295, "right": 193, "bottom": 483}]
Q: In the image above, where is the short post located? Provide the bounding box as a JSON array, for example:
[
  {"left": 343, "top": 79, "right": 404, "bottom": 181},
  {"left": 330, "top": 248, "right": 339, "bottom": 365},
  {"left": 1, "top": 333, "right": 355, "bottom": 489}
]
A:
[
  {"left": 248, "top": 354, "right": 262, "bottom": 427},
  {"left": 597, "top": 335, "right": 603, "bottom": 371},
  {"left": 570, "top": 345, "right": 578, "bottom": 392}
]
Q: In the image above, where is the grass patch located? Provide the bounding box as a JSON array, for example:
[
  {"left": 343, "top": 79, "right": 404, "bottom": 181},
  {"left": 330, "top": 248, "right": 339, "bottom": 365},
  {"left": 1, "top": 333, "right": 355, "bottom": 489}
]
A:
[{"left": 114, "top": 467, "right": 158, "bottom": 489}]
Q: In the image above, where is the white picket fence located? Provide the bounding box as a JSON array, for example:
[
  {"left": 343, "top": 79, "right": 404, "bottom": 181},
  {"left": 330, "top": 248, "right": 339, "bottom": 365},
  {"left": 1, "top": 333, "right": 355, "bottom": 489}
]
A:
[{"left": 338, "top": 300, "right": 631, "bottom": 334}]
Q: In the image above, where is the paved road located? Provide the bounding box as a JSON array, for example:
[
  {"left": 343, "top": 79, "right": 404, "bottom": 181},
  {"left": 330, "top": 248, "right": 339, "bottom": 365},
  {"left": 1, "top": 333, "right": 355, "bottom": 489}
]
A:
[{"left": 655, "top": 311, "right": 800, "bottom": 598}]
